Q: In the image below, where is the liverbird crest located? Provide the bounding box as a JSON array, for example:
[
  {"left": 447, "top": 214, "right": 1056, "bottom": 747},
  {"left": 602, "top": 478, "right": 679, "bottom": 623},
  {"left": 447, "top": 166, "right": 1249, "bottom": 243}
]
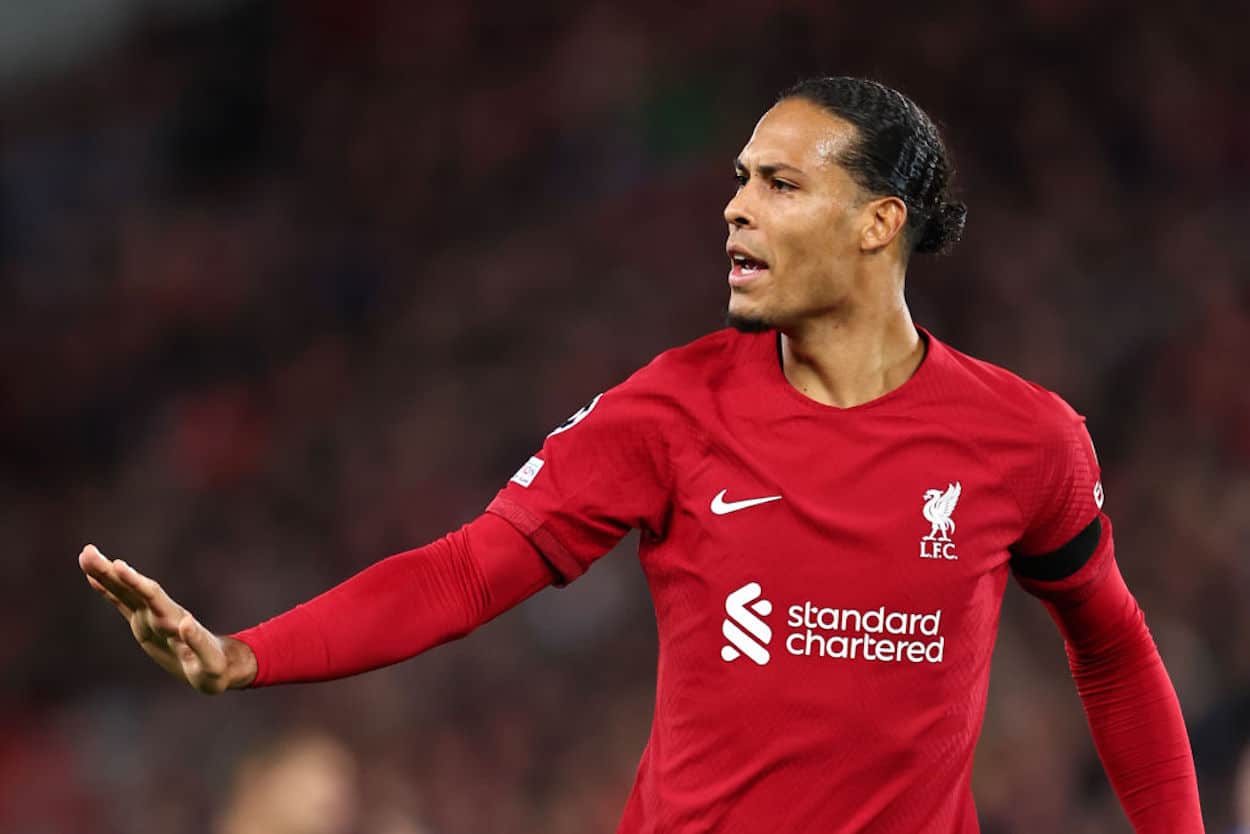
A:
[{"left": 922, "top": 482, "right": 962, "bottom": 542}]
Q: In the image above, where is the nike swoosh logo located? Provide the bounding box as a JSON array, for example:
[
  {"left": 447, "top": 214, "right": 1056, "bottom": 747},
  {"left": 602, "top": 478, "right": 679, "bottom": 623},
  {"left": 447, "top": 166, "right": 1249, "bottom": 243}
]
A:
[{"left": 710, "top": 489, "right": 783, "bottom": 516}]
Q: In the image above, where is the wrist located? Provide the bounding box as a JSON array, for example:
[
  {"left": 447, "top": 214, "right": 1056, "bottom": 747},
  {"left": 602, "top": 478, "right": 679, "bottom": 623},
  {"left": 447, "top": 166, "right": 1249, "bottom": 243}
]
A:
[{"left": 222, "top": 636, "right": 258, "bottom": 688}]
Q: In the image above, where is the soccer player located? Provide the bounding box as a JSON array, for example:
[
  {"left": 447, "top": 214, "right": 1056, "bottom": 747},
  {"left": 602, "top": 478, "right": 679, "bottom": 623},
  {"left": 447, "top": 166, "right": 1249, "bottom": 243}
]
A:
[{"left": 80, "top": 77, "right": 1204, "bottom": 832}]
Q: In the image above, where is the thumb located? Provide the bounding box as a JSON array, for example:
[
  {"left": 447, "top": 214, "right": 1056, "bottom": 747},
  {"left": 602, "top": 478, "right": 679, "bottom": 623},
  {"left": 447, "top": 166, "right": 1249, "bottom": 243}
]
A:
[{"left": 178, "top": 614, "right": 227, "bottom": 678}]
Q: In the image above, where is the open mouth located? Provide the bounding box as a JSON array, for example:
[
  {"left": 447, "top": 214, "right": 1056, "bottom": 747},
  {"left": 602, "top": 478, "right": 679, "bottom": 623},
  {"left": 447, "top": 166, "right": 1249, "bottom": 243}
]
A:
[
  {"left": 729, "top": 252, "right": 770, "bottom": 285},
  {"left": 731, "top": 253, "right": 769, "bottom": 274}
]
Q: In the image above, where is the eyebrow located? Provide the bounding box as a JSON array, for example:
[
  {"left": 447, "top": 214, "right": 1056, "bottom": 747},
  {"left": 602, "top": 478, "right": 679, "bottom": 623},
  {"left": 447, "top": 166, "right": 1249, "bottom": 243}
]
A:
[{"left": 734, "top": 157, "right": 805, "bottom": 178}]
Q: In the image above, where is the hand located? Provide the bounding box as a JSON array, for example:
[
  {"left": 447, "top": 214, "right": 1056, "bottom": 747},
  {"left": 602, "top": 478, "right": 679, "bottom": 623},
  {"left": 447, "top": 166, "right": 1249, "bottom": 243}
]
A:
[{"left": 79, "top": 544, "right": 257, "bottom": 693}]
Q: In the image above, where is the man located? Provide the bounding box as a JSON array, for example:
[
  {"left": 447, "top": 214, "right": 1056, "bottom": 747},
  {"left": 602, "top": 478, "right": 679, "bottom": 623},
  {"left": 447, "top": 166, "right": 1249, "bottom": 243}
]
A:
[
  {"left": 215, "top": 729, "right": 358, "bottom": 834},
  {"left": 80, "top": 77, "right": 1203, "bottom": 832}
]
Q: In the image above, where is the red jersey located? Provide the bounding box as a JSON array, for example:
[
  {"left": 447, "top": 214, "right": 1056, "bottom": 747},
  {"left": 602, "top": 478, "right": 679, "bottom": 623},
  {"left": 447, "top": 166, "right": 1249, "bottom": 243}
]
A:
[{"left": 487, "top": 326, "right": 1103, "bottom": 833}]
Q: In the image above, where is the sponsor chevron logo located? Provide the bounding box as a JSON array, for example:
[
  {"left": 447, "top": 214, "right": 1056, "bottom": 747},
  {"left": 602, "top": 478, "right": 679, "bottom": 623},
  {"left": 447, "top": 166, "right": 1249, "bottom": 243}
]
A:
[{"left": 721, "top": 582, "right": 773, "bottom": 665}]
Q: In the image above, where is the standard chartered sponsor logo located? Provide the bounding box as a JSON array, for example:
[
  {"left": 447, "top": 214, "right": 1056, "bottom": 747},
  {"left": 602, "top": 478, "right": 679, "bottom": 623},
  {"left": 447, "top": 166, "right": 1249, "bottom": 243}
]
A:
[
  {"left": 785, "top": 603, "right": 945, "bottom": 663},
  {"left": 721, "top": 582, "right": 773, "bottom": 665},
  {"left": 719, "top": 581, "right": 946, "bottom": 665}
]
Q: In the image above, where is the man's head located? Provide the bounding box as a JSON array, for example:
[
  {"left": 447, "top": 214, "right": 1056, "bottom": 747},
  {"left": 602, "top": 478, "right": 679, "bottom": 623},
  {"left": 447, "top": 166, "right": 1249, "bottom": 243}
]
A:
[
  {"left": 724, "top": 76, "right": 966, "bottom": 333},
  {"left": 217, "top": 728, "right": 358, "bottom": 834}
]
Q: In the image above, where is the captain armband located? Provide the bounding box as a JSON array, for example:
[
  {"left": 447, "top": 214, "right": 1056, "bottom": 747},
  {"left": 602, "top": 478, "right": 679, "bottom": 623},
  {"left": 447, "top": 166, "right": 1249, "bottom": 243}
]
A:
[{"left": 1010, "top": 516, "right": 1102, "bottom": 582}]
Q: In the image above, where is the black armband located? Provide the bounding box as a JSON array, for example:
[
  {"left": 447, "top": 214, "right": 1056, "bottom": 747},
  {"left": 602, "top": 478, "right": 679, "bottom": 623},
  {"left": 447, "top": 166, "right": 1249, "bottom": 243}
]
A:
[{"left": 1010, "top": 516, "right": 1102, "bottom": 582}]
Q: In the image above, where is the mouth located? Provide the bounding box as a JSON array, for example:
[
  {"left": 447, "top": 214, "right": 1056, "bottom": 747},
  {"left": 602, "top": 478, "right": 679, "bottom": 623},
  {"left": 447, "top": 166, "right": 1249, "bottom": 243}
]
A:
[{"left": 727, "top": 247, "right": 770, "bottom": 287}]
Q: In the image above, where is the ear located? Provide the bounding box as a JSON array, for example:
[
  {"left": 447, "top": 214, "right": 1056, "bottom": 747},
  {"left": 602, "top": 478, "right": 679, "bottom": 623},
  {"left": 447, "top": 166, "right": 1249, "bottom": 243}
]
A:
[{"left": 860, "top": 196, "right": 908, "bottom": 253}]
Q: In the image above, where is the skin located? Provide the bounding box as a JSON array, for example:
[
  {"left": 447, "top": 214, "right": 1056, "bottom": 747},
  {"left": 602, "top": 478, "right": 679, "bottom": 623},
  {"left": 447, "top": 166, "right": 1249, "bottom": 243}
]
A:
[
  {"left": 216, "top": 732, "right": 358, "bottom": 834},
  {"left": 79, "top": 545, "right": 257, "bottom": 690},
  {"left": 79, "top": 97, "right": 929, "bottom": 692},
  {"left": 726, "top": 97, "right": 924, "bottom": 409}
]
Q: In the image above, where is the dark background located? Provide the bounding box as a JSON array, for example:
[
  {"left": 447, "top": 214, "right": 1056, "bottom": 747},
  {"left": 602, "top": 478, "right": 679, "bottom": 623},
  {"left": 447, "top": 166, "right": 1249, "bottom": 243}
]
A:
[{"left": 2, "top": 1, "right": 1248, "bottom": 832}]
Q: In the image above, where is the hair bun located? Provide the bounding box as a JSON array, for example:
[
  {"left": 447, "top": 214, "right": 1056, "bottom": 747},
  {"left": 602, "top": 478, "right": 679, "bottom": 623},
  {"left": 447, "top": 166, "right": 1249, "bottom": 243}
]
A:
[{"left": 915, "top": 201, "right": 967, "bottom": 255}]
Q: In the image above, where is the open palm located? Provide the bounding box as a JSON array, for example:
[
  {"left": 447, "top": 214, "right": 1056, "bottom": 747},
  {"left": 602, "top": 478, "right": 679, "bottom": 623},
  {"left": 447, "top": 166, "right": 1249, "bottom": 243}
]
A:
[{"left": 79, "top": 544, "right": 251, "bottom": 693}]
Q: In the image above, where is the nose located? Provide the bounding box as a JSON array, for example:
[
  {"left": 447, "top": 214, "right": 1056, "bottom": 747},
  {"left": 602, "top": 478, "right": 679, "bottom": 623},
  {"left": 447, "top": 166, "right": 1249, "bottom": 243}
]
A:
[{"left": 723, "top": 188, "right": 754, "bottom": 229}]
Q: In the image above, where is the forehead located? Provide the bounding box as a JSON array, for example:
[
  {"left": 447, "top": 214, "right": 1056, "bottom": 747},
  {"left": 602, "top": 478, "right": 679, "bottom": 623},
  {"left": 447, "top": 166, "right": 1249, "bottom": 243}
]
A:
[{"left": 738, "top": 98, "right": 857, "bottom": 171}]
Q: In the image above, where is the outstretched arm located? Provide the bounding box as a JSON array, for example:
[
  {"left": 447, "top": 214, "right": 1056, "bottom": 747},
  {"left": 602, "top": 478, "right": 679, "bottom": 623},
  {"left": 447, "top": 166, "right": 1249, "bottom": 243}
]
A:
[{"left": 80, "top": 513, "right": 555, "bottom": 691}]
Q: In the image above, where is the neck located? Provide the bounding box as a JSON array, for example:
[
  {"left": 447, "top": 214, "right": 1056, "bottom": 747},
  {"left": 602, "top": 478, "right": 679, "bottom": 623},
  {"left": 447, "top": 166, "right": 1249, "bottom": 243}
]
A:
[{"left": 779, "top": 284, "right": 923, "bottom": 409}]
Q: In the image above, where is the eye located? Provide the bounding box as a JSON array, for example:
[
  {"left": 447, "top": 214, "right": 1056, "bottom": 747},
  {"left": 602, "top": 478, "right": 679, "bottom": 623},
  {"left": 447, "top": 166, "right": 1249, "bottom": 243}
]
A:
[
  {"left": 734, "top": 172, "right": 748, "bottom": 188},
  {"left": 770, "top": 178, "right": 796, "bottom": 192}
]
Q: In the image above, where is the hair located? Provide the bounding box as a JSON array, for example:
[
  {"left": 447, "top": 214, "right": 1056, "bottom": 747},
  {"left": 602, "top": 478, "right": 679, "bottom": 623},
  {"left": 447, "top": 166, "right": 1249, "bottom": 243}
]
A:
[{"left": 778, "top": 77, "right": 966, "bottom": 256}]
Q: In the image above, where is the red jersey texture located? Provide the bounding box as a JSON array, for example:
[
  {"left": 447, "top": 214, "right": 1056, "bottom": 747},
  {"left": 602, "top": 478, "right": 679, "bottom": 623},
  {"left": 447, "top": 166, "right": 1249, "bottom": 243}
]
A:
[{"left": 487, "top": 327, "right": 1124, "bottom": 833}]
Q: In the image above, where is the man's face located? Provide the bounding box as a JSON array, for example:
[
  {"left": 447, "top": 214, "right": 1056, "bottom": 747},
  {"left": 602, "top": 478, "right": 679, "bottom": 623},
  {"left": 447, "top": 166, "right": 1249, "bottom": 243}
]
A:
[{"left": 724, "top": 98, "right": 869, "bottom": 331}]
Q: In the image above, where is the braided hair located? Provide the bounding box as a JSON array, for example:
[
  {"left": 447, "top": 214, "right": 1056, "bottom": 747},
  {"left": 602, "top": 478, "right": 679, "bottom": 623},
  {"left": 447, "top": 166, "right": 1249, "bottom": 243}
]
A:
[{"left": 779, "top": 77, "right": 966, "bottom": 256}]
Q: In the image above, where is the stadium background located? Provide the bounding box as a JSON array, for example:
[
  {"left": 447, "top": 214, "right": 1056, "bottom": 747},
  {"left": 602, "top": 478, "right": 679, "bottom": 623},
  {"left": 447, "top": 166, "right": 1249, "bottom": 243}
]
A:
[{"left": 3, "top": 1, "right": 1247, "bottom": 831}]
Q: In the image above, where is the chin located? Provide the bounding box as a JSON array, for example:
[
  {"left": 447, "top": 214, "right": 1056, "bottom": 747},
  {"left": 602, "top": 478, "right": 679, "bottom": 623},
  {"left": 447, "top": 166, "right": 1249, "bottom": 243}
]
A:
[{"left": 725, "top": 309, "right": 775, "bottom": 333}]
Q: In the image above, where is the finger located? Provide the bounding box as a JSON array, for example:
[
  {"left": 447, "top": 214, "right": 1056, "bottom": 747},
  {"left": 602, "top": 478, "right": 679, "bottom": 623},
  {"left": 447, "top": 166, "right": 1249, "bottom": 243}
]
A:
[
  {"left": 80, "top": 546, "right": 148, "bottom": 611},
  {"left": 78, "top": 543, "right": 106, "bottom": 573},
  {"left": 111, "top": 559, "right": 160, "bottom": 601},
  {"left": 86, "top": 575, "right": 135, "bottom": 619},
  {"left": 112, "top": 560, "right": 182, "bottom": 620}
]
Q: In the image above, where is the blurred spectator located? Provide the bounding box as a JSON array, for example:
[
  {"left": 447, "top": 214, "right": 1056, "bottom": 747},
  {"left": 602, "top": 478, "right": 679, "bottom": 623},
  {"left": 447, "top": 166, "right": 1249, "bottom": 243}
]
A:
[
  {"left": 215, "top": 728, "right": 358, "bottom": 834},
  {"left": 1229, "top": 742, "right": 1250, "bottom": 834}
]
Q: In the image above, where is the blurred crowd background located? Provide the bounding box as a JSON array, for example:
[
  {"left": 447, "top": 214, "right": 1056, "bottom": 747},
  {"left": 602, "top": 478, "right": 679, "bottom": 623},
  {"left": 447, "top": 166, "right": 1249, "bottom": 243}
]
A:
[{"left": 2, "top": 1, "right": 1248, "bottom": 832}]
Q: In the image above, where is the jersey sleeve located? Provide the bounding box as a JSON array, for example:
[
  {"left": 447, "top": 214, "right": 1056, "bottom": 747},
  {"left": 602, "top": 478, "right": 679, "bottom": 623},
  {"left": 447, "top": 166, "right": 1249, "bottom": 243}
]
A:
[
  {"left": 485, "top": 371, "right": 676, "bottom": 585},
  {"left": 1009, "top": 388, "right": 1107, "bottom": 592}
]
